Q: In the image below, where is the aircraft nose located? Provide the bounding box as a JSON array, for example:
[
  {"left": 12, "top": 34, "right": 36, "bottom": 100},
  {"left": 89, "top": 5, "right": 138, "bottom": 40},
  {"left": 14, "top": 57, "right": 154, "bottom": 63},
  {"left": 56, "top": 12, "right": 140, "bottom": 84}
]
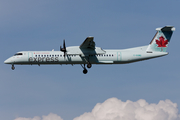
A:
[{"left": 4, "top": 58, "right": 12, "bottom": 64}]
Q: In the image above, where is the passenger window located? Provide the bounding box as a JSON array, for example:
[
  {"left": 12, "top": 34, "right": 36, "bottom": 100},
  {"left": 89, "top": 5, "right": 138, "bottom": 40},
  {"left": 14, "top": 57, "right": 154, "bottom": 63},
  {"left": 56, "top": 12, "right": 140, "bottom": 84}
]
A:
[
  {"left": 50, "top": 55, "right": 51, "bottom": 57},
  {"left": 44, "top": 55, "right": 46, "bottom": 57},
  {"left": 35, "top": 55, "right": 37, "bottom": 57},
  {"left": 41, "top": 55, "right": 43, "bottom": 57},
  {"left": 38, "top": 55, "right": 40, "bottom": 57}
]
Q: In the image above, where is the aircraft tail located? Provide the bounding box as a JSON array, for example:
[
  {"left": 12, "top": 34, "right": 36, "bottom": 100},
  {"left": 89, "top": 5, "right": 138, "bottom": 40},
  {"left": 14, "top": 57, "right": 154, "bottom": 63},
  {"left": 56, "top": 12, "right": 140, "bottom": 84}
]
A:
[{"left": 146, "top": 26, "right": 175, "bottom": 52}]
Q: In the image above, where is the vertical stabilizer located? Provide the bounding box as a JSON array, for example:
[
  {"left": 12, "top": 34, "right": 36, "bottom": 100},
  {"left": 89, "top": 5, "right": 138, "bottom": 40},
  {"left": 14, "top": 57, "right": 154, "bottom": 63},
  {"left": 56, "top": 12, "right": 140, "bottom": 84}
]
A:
[{"left": 146, "top": 26, "right": 175, "bottom": 52}]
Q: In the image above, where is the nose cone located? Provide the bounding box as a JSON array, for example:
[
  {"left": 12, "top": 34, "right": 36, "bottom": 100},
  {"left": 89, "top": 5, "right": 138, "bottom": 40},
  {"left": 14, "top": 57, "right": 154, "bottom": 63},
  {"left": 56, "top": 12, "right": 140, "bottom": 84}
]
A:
[{"left": 4, "top": 58, "right": 12, "bottom": 64}]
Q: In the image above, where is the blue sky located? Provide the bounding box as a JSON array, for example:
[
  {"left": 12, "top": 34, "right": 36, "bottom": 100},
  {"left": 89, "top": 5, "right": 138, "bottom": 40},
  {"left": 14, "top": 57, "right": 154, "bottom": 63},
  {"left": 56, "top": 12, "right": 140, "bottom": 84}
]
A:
[{"left": 1, "top": 0, "right": 180, "bottom": 120}]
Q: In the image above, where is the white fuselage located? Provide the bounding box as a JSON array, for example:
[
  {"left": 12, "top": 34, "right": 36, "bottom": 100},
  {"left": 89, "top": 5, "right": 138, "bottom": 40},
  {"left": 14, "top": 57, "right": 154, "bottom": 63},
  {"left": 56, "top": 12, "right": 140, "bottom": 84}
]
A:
[{"left": 4, "top": 45, "right": 168, "bottom": 65}]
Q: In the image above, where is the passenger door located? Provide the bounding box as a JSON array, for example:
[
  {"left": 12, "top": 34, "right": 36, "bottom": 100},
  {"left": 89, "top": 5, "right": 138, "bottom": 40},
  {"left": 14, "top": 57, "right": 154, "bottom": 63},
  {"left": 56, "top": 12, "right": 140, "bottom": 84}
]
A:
[{"left": 117, "top": 52, "right": 121, "bottom": 61}]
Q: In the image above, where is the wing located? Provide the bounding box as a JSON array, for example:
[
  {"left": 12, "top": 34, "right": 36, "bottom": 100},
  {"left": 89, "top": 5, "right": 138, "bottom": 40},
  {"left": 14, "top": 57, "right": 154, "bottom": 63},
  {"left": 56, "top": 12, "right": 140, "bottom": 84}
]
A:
[{"left": 80, "top": 36, "right": 95, "bottom": 49}]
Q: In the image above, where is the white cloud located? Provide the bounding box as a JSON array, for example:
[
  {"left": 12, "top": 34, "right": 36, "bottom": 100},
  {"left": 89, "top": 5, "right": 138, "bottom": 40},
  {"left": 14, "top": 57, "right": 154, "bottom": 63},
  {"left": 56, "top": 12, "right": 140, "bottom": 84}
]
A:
[
  {"left": 14, "top": 116, "right": 41, "bottom": 120},
  {"left": 74, "top": 98, "right": 180, "bottom": 120},
  {"left": 14, "top": 98, "right": 180, "bottom": 120},
  {"left": 14, "top": 113, "right": 63, "bottom": 120}
]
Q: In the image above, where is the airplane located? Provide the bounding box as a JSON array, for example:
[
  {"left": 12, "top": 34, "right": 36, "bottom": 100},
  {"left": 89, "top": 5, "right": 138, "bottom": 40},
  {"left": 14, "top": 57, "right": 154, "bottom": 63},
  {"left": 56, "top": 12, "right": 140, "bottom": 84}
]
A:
[{"left": 4, "top": 26, "right": 175, "bottom": 74}]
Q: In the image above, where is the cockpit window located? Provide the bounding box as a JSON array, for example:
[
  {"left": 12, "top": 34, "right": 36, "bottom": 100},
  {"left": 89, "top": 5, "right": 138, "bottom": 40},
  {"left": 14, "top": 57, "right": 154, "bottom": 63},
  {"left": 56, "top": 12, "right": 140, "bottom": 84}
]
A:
[{"left": 14, "top": 53, "right": 23, "bottom": 56}]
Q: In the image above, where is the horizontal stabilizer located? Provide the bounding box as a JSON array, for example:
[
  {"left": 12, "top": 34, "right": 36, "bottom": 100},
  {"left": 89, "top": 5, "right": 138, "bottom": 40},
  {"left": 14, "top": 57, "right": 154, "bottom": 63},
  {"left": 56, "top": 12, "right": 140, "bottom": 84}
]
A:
[{"left": 156, "top": 26, "right": 175, "bottom": 31}]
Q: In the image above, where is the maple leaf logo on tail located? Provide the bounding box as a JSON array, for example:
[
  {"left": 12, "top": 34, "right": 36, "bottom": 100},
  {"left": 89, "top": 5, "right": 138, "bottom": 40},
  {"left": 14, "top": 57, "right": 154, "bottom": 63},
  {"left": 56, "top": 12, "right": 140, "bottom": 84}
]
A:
[{"left": 156, "top": 36, "right": 168, "bottom": 51}]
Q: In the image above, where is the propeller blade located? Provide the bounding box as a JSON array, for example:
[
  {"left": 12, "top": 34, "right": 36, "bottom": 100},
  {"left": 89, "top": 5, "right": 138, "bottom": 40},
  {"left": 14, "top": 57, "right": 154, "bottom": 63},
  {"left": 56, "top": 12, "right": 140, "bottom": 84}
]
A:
[
  {"left": 60, "top": 39, "right": 67, "bottom": 59},
  {"left": 63, "top": 39, "right": 66, "bottom": 51},
  {"left": 60, "top": 39, "right": 67, "bottom": 52}
]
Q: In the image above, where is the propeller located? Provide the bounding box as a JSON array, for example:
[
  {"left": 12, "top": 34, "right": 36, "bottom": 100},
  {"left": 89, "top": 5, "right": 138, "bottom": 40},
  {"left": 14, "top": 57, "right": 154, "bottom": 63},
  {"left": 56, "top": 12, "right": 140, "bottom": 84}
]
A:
[{"left": 60, "top": 39, "right": 67, "bottom": 57}]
